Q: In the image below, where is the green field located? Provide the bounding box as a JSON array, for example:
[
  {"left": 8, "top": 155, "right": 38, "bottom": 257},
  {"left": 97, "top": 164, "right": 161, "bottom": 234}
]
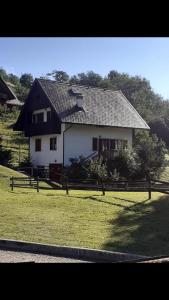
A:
[{"left": 1, "top": 164, "right": 169, "bottom": 256}]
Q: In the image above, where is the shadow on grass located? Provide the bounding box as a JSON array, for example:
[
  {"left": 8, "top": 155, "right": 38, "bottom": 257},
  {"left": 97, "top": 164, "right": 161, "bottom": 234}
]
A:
[
  {"left": 102, "top": 194, "right": 169, "bottom": 257},
  {"left": 63, "top": 194, "right": 149, "bottom": 212}
]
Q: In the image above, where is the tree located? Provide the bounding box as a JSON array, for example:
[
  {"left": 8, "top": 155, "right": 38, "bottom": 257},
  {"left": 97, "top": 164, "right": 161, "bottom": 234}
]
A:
[
  {"left": 20, "top": 73, "right": 33, "bottom": 88},
  {"left": 134, "top": 133, "right": 167, "bottom": 179},
  {"left": 8, "top": 73, "right": 20, "bottom": 85},
  {"left": 0, "top": 67, "right": 8, "bottom": 81},
  {"left": 14, "top": 84, "right": 29, "bottom": 102},
  {"left": 47, "top": 70, "right": 69, "bottom": 82}
]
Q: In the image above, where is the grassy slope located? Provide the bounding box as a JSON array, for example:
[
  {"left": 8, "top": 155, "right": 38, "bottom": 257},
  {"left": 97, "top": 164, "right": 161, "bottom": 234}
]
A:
[
  {"left": 1, "top": 164, "right": 169, "bottom": 256},
  {"left": 0, "top": 111, "right": 29, "bottom": 166}
]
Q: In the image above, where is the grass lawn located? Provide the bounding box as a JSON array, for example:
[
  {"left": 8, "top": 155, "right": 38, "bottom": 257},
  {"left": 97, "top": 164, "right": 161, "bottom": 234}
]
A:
[{"left": 1, "top": 164, "right": 169, "bottom": 256}]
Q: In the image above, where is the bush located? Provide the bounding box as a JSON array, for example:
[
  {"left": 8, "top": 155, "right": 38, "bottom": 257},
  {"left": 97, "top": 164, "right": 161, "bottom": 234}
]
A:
[
  {"left": 87, "top": 158, "right": 108, "bottom": 181},
  {"left": 64, "top": 156, "right": 89, "bottom": 180},
  {"left": 0, "top": 145, "right": 12, "bottom": 166},
  {"left": 106, "top": 149, "right": 137, "bottom": 180}
]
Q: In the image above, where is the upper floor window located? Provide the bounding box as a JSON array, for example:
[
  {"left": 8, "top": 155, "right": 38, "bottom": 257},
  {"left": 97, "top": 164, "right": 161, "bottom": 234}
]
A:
[
  {"left": 50, "top": 137, "right": 57, "bottom": 150},
  {"left": 35, "top": 138, "right": 41, "bottom": 152},
  {"left": 32, "top": 112, "right": 44, "bottom": 124}
]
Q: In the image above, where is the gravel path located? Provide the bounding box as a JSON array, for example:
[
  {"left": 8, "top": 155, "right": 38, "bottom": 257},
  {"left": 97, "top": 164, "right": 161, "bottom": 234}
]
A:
[{"left": 0, "top": 250, "right": 91, "bottom": 263}]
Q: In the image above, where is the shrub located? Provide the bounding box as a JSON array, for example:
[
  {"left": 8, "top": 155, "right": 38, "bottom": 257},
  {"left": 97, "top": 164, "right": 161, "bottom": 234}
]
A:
[
  {"left": 0, "top": 145, "right": 12, "bottom": 166},
  {"left": 64, "top": 156, "right": 89, "bottom": 180},
  {"left": 106, "top": 149, "right": 137, "bottom": 180},
  {"left": 87, "top": 158, "right": 108, "bottom": 181}
]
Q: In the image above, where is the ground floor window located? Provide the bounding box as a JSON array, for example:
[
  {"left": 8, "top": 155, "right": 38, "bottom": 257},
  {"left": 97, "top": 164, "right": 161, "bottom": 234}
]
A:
[
  {"left": 35, "top": 138, "right": 41, "bottom": 152},
  {"left": 92, "top": 137, "right": 128, "bottom": 151},
  {"left": 50, "top": 137, "right": 57, "bottom": 150}
]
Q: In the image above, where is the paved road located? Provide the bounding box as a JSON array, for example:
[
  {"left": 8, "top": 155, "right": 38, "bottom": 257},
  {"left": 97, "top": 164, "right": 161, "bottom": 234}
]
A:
[{"left": 0, "top": 250, "right": 91, "bottom": 263}]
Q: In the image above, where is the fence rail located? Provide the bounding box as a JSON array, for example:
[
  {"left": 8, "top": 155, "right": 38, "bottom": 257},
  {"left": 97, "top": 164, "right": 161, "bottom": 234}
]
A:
[
  {"left": 10, "top": 176, "right": 39, "bottom": 192},
  {"left": 15, "top": 166, "right": 169, "bottom": 197}
]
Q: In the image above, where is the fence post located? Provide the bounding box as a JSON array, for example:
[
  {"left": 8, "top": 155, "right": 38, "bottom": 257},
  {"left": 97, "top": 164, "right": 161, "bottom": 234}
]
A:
[
  {"left": 37, "top": 176, "right": 39, "bottom": 193},
  {"left": 148, "top": 176, "right": 151, "bottom": 200},
  {"left": 97, "top": 180, "right": 99, "bottom": 191},
  {"left": 102, "top": 180, "right": 105, "bottom": 196},
  {"left": 11, "top": 177, "right": 14, "bottom": 191},
  {"left": 65, "top": 177, "right": 69, "bottom": 195},
  {"left": 31, "top": 167, "right": 33, "bottom": 178}
]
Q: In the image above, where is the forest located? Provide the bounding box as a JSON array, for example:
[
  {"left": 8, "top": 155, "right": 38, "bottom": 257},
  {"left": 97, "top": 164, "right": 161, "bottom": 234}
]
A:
[{"left": 1, "top": 67, "right": 169, "bottom": 147}]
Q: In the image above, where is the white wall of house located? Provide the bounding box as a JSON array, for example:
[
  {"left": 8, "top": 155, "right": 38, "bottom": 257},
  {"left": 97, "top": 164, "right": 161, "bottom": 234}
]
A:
[
  {"left": 64, "top": 124, "right": 133, "bottom": 166},
  {"left": 29, "top": 123, "right": 133, "bottom": 167},
  {"left": 30, "top": 124, "right": 65, "bottom": 167}
]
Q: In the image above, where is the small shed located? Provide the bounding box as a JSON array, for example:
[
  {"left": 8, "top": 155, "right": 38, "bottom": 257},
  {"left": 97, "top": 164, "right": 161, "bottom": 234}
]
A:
[{"left": 0, "top": 77, "right": 23, "bottom": 111}]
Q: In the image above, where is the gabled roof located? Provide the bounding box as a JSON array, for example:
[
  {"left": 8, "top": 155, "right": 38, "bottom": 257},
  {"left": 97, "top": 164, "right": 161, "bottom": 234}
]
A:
[
  {"left": 36, "top": 78, "right": 149, "bottom": 130},
  {"left": 0, "top": 77, "right": 23, "bottom": 106}
]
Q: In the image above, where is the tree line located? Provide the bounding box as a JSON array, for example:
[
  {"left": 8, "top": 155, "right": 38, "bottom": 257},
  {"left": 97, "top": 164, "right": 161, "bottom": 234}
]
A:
[{"left": 1, "top": 67, "right": 169, "bottom": 148}]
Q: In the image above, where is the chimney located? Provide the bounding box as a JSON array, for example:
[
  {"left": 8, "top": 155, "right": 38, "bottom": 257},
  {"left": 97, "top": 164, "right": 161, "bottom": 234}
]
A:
[{"left": 76, "top": 95, "right": 84, "bottom": 108}]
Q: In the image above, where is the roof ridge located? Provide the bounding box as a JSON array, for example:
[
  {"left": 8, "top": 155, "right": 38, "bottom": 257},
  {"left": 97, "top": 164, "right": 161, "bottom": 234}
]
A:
[{"left": 36, "top": 78, "right": 120, "bottom": 93}]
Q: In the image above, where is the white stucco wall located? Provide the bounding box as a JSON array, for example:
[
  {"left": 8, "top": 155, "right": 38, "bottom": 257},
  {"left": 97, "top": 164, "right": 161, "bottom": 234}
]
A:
[
  {"left": 29, "top": 123, "right": 133, "bottom": 167},
  {"left": 64, "top": 124, "right": 133, "bottom": 166},
  {"left": 30, "top": 125, "right": 64, "bottom": 167}
]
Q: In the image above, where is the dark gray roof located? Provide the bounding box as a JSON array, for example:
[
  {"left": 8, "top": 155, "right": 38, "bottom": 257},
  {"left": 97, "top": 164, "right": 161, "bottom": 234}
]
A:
[
  {"left": 37, "top": 78, "right": 150, "bottom": 130},
  {"left": 0, "top": 77, "right": 23, "bottom": 106},
  {"left": 6, "top": 99, "right": 23, "bottom": 106}
]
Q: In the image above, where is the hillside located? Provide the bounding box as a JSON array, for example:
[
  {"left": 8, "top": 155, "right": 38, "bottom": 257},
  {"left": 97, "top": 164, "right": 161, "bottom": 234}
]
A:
[{"left": 0, "top": 110, "right": 29, "bottom": 167}]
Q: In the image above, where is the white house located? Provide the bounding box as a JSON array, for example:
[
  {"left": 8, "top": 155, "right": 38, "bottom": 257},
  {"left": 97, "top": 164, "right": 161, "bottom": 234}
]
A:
[{"left": 14, "top": 78, "right": 149, "bottom": 179}]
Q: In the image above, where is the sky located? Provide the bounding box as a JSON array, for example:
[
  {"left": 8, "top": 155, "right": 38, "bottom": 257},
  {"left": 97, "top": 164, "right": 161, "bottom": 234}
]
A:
[{"left": 1, "top": 37, "right": 169, "bottom": 99}]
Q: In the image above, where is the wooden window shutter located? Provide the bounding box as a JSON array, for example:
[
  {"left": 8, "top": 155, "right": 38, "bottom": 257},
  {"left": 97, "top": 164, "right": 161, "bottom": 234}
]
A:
[
  {"left": 92, "top": 138, "right": 98, "bottom": 151},
  {"left": 35, "top": 139, "right": 41, "bottom": 152}
]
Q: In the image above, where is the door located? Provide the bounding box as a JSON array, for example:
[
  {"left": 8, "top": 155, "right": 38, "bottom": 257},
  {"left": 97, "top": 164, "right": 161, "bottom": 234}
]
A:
[{"left": 49, "top": 163, "right": 63, "bottom": 182}]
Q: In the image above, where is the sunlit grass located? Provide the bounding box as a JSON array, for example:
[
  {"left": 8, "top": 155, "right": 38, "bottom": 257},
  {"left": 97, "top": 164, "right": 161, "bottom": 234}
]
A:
[{"left": 0, "top": 165, "right": 167, "bottom": 256}]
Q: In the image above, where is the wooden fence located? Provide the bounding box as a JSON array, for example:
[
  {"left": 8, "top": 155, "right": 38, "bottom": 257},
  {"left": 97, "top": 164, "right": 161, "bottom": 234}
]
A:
[
  {"left": 13, "top": 166, "right": 169, "bottom": 198},
  {"left": 10, "top": 176, "right": 39, "bottom": 192}
]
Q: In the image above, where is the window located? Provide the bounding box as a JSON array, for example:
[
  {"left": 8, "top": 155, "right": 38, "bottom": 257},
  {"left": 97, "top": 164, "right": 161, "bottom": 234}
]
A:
[
  {"left": 36, "top": 113, "right": 44, "bottom": 123},
  {"left": 92, "top": 138, "right": 98, "bottom": 151},
  {"left": 123, "top": 140, "right": 128, "bottom": 149},
  {"left": 35, "top": 139, "right": 41, "bottom": 152},
  {"left": 50, "top": 137, "right": 57, "bottom": 150},
  {"left": 32, "top": 112, "right": 44, "bottom": 124},
  {"left": 93, "top": 138, "right": 128, "bottom": 152},
  {"left": 47, "top": 111, "right": 52, "bottom": 122}
]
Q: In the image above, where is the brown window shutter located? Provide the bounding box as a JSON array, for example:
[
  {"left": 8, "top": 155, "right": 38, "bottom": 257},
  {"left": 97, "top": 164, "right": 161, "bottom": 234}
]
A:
[
  {"left": 92, "top": 138, "right": 98, "bottom": 151},
  {"left": 35, "top": 139, "right": 41, "bottom": 152}
]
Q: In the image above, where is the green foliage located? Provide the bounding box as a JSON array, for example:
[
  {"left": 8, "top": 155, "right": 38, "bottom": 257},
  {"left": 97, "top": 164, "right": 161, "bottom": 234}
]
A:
[
  {"left": 70, "top": 71, "right": 102, "bottom": 87},
  {"left": 0, "top": 145, "right": 12, "bottom": 166},
  {"left": 13, "top": 83, "right": 29, "bottom": 102},
  {"left": 87, "top": 158, "right": 108, "bottom": 180},
  {"left": 134, "top": 133, "right": 167, "bottom": 179},
  {"left": 20, "top": 73, "right": 33, "bottom": 88},
  {"left": 47, "top": 70, "right": 69, "bottom": 82},
  {"left": 8, "top": 73, "right": 20, "bottom": 85},
  {"left": 64, "top": 156, "right": 89, "bottom": 180},
  {"left": 0, "top": 67, "right": 8, "bottom": 81},
  {"left": 106, "top": 149, "right": 137, "bottom": 179}
]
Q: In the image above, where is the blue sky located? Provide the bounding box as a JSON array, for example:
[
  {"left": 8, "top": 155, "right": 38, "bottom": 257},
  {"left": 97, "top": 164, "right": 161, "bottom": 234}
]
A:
[{"left": 1, "top": 37, "right": 169, "bottom": 99}]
